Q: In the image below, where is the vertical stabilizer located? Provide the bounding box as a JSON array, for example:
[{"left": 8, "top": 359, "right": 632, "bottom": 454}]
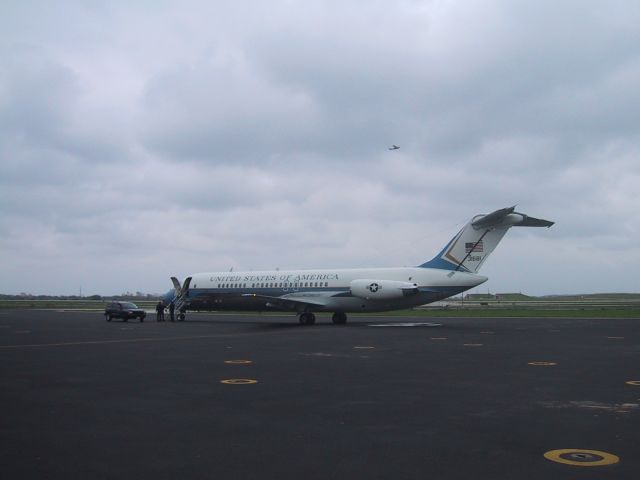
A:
[{"left": 419, "top": 206, "right": 553, "bottom": 273}]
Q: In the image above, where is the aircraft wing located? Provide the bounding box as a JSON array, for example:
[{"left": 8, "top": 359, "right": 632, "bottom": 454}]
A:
[{"left": 241, "top": 292, "right": 336, "bottom": 310}]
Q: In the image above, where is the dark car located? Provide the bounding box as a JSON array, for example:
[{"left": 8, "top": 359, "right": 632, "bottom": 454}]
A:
[{"left": 104, "top": 301, "right": 146, "bottom": 322}]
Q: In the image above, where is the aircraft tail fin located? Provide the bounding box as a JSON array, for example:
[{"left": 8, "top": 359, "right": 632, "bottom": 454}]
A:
[{"left": 419, "top": 206, "right": 553, "bottom": 273}]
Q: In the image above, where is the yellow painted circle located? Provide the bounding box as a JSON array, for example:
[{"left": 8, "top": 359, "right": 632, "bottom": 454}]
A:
[
  {"left": 626, "top": 380, "right": 640, "bottom": 386},
  {"left": 224, "top": 360, "right": 253, "bottom": 364},
  {"left": 528, "top": 361, "right": 557, "bottom": 366},
  {"left": 220, "top": 378, "right": 258, "bottom": 385},
  {"left": 544, "top": 449, "right": 619, "bottom": 466}
]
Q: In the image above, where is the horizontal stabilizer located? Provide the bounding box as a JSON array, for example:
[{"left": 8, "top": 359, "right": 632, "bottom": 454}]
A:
[
  {"left": 517, "top": 215, "right": 554, "bottom": 227},
  {"left": 471, "top": 206, "right": 554, "bottom": 229}
]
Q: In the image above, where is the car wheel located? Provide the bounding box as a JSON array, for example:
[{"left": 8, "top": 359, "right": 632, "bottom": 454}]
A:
[{"left": 123, "top": 317, "right": 128, "bottom": 322}]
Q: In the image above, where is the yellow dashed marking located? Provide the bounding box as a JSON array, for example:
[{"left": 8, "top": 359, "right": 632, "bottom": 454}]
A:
[
  {"left": 607, "top": 336, "right": 624, "bottom": 339},
  {"left": 463, "top": 343, "right": 483, "bottom": 347},
  {"left": 220, "top": 379, "right": 258, "bottom": 385},
  {"left": 626, "top": 380, "right": 640, "bottom": 386},
  {"left": 353, "top": 346, "right": 375, "bottom": 349},
  {"left": 224, "top": 360, "right": 253, "bottom": 364},
  {"left": 479, "top": 331, "right": 494, "bottom": 334},
  {"left": 544, "top": 449, "right": 619, "bottom": 466},
  {"left": 430, "top": 337, "right": 448, "bottom": 340},
  {"left": 529, "top": 361, "right": 557, "bottom": 366}
]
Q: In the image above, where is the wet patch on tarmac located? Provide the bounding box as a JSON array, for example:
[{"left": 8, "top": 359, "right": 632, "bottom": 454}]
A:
[{"left": 541, "top": 400, "right": 638, "bottom": 414}]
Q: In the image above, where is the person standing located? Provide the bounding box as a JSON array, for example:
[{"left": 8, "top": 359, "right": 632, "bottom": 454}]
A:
[
  {"left": 156, "top": 300, "right": 165, "bottom": 322},
  {"left": 169, "top": 301, "right": 175, "bottom": 322}
]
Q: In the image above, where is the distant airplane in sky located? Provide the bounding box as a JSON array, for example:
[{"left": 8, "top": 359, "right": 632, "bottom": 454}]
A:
[
  {"left": 388, "top": 144, "right": 400, "bottom": 150},
  {"left": 165, "top": 206, "right": 553, "bottom": 324}
]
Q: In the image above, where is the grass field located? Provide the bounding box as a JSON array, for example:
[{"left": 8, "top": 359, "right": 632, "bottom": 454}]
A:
[{"left": 1, "top": 298, "right": 639, "bottom": 318}]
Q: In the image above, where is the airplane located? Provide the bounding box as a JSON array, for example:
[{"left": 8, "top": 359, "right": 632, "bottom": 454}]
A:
[
  {"left": 164, "top": 206, "right": 553, "bottom": 324},
  {"left": 388, "top": 145, "right": 400, "bottom": 150}
]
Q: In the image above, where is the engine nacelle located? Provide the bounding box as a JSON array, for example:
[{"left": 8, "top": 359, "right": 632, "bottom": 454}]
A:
[{"left": 350, "top": 279, "right": 418, "bottom": 300}]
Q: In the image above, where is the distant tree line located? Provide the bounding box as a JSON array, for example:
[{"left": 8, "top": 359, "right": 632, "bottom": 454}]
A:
[{"left": 0, "top": 293, "right": 163, "bottom": 301}]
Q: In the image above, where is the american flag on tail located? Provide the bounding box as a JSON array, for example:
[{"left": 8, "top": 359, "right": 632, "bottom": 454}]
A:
[{"left": 465, "top": 241, "right": 484, "bottom": 253}]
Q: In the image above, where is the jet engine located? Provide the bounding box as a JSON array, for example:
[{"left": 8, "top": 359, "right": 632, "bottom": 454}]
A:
[{"left": 350, "top": 279, "right": 418, "bottom": 300}]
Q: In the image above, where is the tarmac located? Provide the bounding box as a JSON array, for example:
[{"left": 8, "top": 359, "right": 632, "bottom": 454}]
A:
[{"left": 1, "top": 310, "right": 638, "bottom": 479}]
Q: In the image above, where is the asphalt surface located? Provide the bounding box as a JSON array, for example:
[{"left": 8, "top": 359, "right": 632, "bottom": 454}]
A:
[{"left": 1, "top": 310, "right": 639, "bottom": 479}]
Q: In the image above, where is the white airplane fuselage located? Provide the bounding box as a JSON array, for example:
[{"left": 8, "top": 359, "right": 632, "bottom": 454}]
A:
[{"left": 183, "top": 267, "right": 487, "bottom": 313}]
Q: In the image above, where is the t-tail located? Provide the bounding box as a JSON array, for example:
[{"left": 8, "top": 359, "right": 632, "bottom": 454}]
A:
[{"left": 419, "top": 206, "right": 553, "bottom": 273}]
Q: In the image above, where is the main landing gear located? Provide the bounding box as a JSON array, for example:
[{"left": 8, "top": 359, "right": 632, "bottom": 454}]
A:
[
  {"left": 298, "top": 312, "right": 316, "bottom": 325},
  {"left": 332, "top": 312, "right": 347, "bottom": 325},
  {"left": 298, "top": 312, "right": 348, "bottom": 325}
]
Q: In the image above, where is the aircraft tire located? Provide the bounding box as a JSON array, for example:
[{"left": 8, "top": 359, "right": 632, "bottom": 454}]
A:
[
  {"left": 332, "top": 312, "right": 347, "bottom": 325},
  {"left": 299, "top": 313, "right": 316, "bottom": 325}
]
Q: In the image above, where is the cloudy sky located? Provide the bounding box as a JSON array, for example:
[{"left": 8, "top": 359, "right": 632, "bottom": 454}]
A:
[{"left": 1, "top": 0, "right": 639, "bottom": 296}]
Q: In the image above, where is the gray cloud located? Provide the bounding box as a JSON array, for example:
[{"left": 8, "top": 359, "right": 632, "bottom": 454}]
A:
[{"left": 1, "top": 0, "right": 639, "bottom": 296}]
